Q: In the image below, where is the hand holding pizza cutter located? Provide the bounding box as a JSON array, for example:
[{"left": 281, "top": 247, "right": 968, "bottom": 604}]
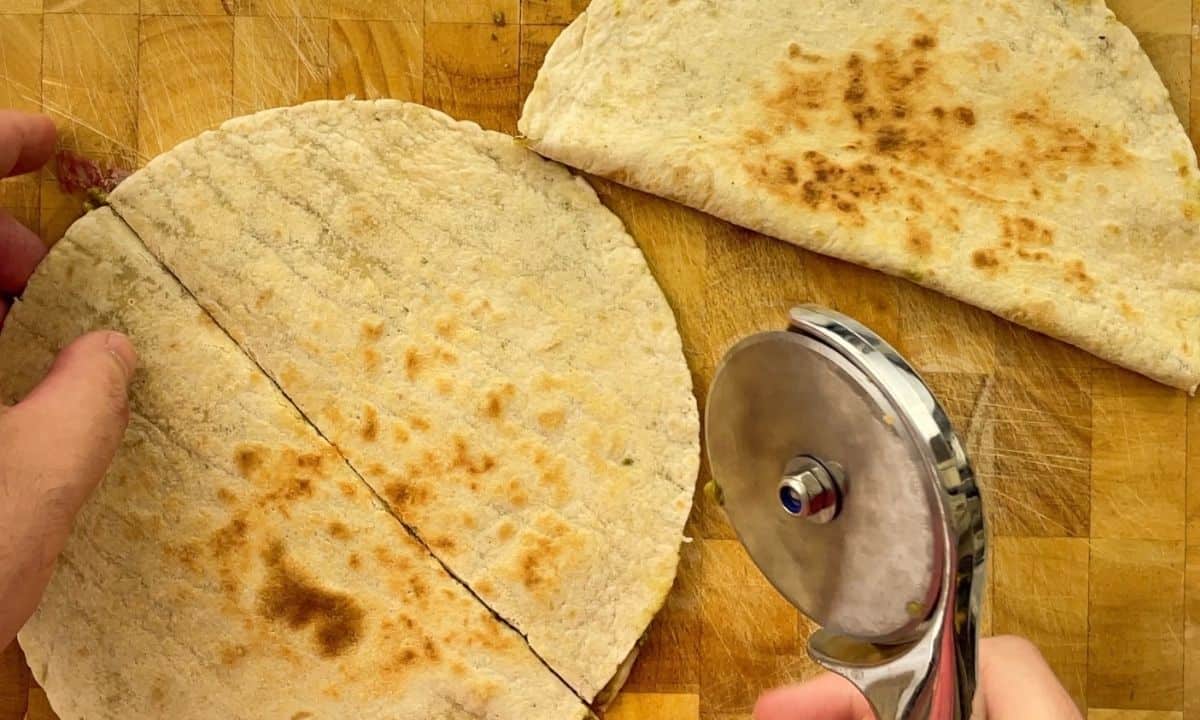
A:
[{"left": 706, "top": 306, "right": 986, "bottom": 720}]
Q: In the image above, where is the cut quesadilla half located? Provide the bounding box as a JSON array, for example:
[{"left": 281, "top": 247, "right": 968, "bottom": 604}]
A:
[
  {"left": 104, "top": 100, "right": 700, "bottom": 700},
  {"left": 520, "top": 0, "right": 1200, "bottom": 391},
  {"left": 1, "top": 209, "right": 590, "bottom": 720}
]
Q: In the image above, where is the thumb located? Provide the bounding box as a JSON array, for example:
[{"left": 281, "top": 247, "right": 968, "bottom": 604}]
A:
[
  {"left": 0, "top": 331, "right": 136, "bottom": 646},
  {"left": 5, "top": 331, "right": 138, "bottom": 514}
]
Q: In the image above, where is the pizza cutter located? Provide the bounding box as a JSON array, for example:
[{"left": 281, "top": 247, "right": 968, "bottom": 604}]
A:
[{"left": 705, "top": 306, "right": 986, "bottom": 720}]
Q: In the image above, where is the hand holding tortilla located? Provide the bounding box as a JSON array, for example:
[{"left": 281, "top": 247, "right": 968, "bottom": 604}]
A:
[{"left": 0, "top": 112, "right": 139, "bottom": 651}]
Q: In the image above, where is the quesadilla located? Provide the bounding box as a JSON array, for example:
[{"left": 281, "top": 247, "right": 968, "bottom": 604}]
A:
[
  {"left": 520, "top": 0, "right": 1200, "bottom": 390},
  {"left": 103, "top": 100, "right": 700, "bottom": 700},
  {"left": 1, "top": 209, "right": 590, "bottom": 719}
]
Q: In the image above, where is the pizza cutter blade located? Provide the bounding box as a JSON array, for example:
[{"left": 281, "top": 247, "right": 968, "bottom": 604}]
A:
[{"left": 705, "top": 306, "right": 986, "bottom": 720}]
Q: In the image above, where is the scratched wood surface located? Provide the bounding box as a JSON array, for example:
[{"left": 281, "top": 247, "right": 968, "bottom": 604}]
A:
[{"left": 0, "top": 1, "right": 1196, "bottom": 718}]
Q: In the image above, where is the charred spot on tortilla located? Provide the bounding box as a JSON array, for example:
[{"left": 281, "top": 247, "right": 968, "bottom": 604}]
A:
[{"left": 257, "top": 541, "right": 365, "bottom": 658}]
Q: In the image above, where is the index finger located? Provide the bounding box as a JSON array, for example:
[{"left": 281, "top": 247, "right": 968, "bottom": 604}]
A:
[{"left": 0, "top": 111, "right": 56, "bottom": 178}]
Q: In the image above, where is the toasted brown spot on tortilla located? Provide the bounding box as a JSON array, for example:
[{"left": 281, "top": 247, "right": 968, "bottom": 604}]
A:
[
  {"left": 451, "top": 435, "right": 497, "bottom": 475},
  {"left": 745, "top": 38, "right": 1130, "bottom": 224},
  {"left": 422, "top": 637, "right": 440, "bottom": 661},
  {"left": 476, "top": 579, "right": 496, "bottom": 596},
  {"left": 911, "top": 34, "right": 936, "bottom": 49},
  {"left": 258, "top": 542, "right": 365, "bottom": 658},
  {"left": 906, "top": 226, "right": 933, "bottom": 256},
  {"left": 291, "top": 713, "right": 313, "bottom": 720},
  {"left": 362, "top": 347, "right": 380, "bottom": 372},
  {"left": 515, "top": 530, "right": 568, "bottom": 595},
  {"left": 255, "top": 289, "right": 273, "bottom": 308},
  {"left": 507, "top": 479, "right": 529, "bottom": 507},
  {"left": 972, "top": 249, "right": 1001, "bottom": 270},
  {"left": 217, "top": 487, "right": 237, "bottom": 504},
  {"left": 404, "top": 348, "right": 422, "bottom": 379},
  {"left": 496, "top": 521, "right": 515, "bottom": 541},
  {"left": 235, "top": 446, "right": 264, "bottom": 477},
  {"left": 327, "top": 522, "right": 350, "bottom": 540},
  {"left": 435, "top": 377, "right": 454, "bottom": 395},
  {"left": 408, "top": 576, "right": 429, "bottom": 600},
  {"left": 1001, "top": 215, "right": 1054, "bottom": 247},
  {"left": 537, "top": 408, "right": 566, "bottom": 430},
  {"left": 360, "top": 405, "right": 379, "bottom": 442},
  {"left": 392, "top": 424, "right": 410, "bottom": 444},
  {"left": 361, "top": 321, "right": 384, "bottom": 341},
  {"left": 209, "top": 517, "right": 249, "bottom": 558},
  {"left": 1016, "top": 248, "right": 1051, "bottom": 261},
  {"left": 386, "top": 480, "right": 432, "bottom": 511},
  {"left": 409, "top": 415, "right": 430, "bottom": 432},
  {"left": 296, "top": 453, "right": 323, "bottom": 470},
  {"left": 399, "top": 648, "right": 419, "bottom": 663},
  {"left": 482, "top": 383, "right": 516, "bottom": 419},
  {"left": 434, "top": 316, "right": 458, "bottom": 339},
  {"left": 221, "top": 644, "right": 247, "bottom": 666},
  {"left": 338, "top": 481, "right": 358, "bottom": 498},
  {"left": 348, "top": 553, "right": 361, "bottom": 570},
  {"left": 430, "top": 535, "right": 457, "bottom": 552},
  {"left": 1063, "top": 259, "right": 1095, "bottom": 293},
  {"left": 519, "top": 551, "right": 549, "bottom": 591}
]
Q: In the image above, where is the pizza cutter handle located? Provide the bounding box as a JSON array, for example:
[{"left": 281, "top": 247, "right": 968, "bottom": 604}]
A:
[{"left": 807, "top": 579, "right": 978, "bottom": 720}]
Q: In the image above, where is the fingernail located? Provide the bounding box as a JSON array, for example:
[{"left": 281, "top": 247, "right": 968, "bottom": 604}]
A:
[{"left": 104, "top": 332, "right": 138, "bottom": 381}]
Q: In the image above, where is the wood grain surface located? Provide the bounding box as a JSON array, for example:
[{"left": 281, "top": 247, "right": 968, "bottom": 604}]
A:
[{"left": 0, "top": 1, "right": 1197, "bottom": 718}]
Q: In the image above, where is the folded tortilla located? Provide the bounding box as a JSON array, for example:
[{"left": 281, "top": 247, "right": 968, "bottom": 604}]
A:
[{"left": 520, "top": 0, "right": 1200, "bottom": 391}]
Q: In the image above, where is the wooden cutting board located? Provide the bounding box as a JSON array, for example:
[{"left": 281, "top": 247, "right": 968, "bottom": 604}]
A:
[{"left": 0, "top": 1, "right": 1196, "bottom": 718}]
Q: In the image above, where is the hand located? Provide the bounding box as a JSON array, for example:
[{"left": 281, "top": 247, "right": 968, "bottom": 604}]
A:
[
  {"left": 754, "top": 636, "right": 1083, "bottom": 720},
  {"left": 0, "top": 111, "right": 139, "bottom": 648}
]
